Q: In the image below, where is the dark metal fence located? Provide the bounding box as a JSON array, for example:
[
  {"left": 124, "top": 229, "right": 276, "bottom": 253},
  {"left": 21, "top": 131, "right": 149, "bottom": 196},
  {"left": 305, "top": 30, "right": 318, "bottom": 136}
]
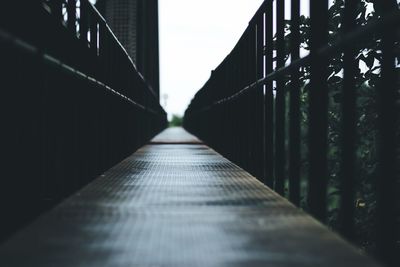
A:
[
  {"left": 0, "top": 1, "right": 166, "bottom": 240},
  {"left": 184, "top": 0, "right": 399, "bottom": 265}
]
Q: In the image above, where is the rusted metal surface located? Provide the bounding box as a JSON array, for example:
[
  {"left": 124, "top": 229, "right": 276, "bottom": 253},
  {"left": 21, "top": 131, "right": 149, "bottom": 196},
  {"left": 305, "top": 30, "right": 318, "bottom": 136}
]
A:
[{"left": 0, "top": 128, "right": 379, "bottom": 266}]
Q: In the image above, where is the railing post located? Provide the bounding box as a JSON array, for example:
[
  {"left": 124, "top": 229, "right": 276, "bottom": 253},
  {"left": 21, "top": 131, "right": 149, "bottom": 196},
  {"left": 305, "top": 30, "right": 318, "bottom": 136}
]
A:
[
  {"left": 376, "top": 2, "right": 398, "bottom": 266},
  {"left": 248, "top": 25, "right": 257, "bottom": 176},
  {"left": 90, "top": 10, "right": 98, "bottom": 55},
  {"left": 264, "top": 0, "right": 274, "bottom": 188},
  {"left": 308, "top": 0, "right": 329, "bottom": 222},
  {"left": 289, "top": 0, "right": 301, "bottom": 206},
  {"left": 79, "top": 0, "right": 89, "bottom": 43},
  {"left": 256, "top": 13, "right": 265, "bottom": 182},
  {"left": 338, "top": 0, "right": 357, "bottom": 241},
  {"left": 67, "top": 0, "right": 77, "bottom": 35},
  {"left": 50, "top": 0, "right": 63, "bottom": 22},
  {"left": 245, "top": 31, "right": 251, "bottom": 173},
  {"left": 274, "top": 0, "right": 286, "bottom": 195}
]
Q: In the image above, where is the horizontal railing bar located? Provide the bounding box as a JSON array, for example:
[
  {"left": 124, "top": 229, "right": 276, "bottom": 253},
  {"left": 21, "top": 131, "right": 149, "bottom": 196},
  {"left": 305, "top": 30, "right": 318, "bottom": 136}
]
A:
[
  {"left": 84, "top": 1, "right": 159, "bottom": 100},
  {"left": 186, "top": 10, "right": 400, "bottom": 115},
  {"left": 42, "top": 0, "right": 159, "bottom": 100},
  {"left": 0, "top": 28, "right": 163, "bottom": 116}
]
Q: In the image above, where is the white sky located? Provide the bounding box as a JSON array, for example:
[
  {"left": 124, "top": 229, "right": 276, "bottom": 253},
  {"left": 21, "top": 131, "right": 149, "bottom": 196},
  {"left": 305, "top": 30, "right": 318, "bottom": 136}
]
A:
[{"left": 159, "top": 0, "right": 266, "bottom": 117}]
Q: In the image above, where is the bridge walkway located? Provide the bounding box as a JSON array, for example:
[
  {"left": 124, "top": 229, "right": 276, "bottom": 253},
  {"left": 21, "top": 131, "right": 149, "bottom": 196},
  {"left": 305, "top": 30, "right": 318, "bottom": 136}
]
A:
[{"left": 0, "top": 128, "right": 378, "bottom": 266}]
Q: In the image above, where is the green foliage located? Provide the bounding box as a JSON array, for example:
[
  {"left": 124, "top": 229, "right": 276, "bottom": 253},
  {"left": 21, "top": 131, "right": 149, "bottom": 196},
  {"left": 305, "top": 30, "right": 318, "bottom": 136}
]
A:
[
  {"left": 169, "top": 114, "right": 183, "bottom": 127},
  {"left": 278, "top": 0, "right": 399, "bottom": 256}
]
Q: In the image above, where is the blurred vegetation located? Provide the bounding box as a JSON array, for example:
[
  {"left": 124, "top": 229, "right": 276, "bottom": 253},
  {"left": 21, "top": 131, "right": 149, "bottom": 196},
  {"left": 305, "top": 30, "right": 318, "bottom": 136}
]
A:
[
  {"left": 277, "top": 0, "right": 399, "bottom": 257},
  {"left": 169, "top": 114, "right": 183, "bottom": 127}
]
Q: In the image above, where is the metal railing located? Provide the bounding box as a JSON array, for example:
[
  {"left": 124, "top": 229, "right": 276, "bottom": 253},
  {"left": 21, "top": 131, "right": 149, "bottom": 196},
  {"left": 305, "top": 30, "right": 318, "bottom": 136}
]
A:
[
  {"left": 0, "top": 1, "right": 166, "bottom": 240},
  {"left": 184, "top": 0, "right": 399, "bottom": 265}
]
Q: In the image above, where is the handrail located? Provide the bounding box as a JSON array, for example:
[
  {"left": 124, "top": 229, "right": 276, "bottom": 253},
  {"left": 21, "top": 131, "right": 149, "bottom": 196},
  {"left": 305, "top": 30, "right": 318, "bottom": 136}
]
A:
[
  {"left": 84, "top": 0, "right": 160, "bottom": 100},
  {"left": 42, "top": 0, "right": 162, "bottom": 110},
  {"left": 0, "top": 28, "right": 154, "bottom": 113},
  {"left": 184, "top": 1, "right": 399, "bottom": 266},
  {"left": 0, "top": 0, "right": 167, "bottom": 241}
]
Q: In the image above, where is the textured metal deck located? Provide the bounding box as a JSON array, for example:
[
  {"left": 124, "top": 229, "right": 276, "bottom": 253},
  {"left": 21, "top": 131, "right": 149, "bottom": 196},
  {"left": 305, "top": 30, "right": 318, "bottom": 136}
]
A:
[
  {"left": 150, "top": 126, "right": 202, "bottom": 144},
  {"left": 0, "top": 128, "right": 379, "bottom": 266}
]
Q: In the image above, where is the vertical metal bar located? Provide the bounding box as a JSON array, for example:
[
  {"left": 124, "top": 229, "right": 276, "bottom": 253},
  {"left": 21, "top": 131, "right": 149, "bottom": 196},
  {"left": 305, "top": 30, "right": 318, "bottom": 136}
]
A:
[
  {"left": 50, "top": 0, "right": 63, "bottom": 22},
  {"left": 256, "top": 14, "right": 265, "bottom": 181},
  {"left": 67, "top": 0, "right": 77, "bottom": 35},
  {"left": 289, "top": 0, "right": 300, "bottom": 206},
  {"left": 137, "top": 0, "right": 145, "bottom": 74},
  {"left": 250, "top": 24, "right": 258, "bottom": 177},
  {"left": 98, "top": 23, "right": 107, "bottom": 74},
  {"left": 308, "top": 0, "right": 329, "bottom": 222},
  {"left": 79, "top": 0, "right": 89, "bottom": 43},
  {"left": 376, "top": 2, "right": 398, "bottom": 266},
  {"left": 274, "top": 0, "right": 285, "bottom": 195},
  {"left": 264, "top": 0, "right": 274, "bottom": 188},
  {"left": 245, "top": 30, "right": 253, "bottom": 173},
  {"left": 90, "top": 11, "right": 98, "bottom": 55},
  {"left": 338, "top": 0, "right": 357, "bottom": 240}
]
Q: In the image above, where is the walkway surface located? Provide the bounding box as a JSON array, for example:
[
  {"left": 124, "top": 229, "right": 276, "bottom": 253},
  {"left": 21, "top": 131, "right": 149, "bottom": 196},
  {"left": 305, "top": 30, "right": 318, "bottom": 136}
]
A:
[{"left": 0, "top": 128, "right": 378, "bottom": 266}]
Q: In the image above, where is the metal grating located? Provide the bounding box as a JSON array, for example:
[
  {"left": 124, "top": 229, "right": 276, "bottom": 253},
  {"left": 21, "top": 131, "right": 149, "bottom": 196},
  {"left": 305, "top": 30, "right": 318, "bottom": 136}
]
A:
[
  {"left": 150, "top": 127, "right": 202, "bottom": 144},
  {"left": 0, "top": 128, "right": 380, "bottom": 266}
]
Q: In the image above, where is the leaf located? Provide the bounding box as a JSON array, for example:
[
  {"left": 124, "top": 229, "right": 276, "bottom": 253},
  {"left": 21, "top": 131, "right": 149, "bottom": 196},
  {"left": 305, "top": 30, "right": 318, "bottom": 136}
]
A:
[
  {"left": 328, "top": 190, "right": 342, "bottom": 197},
  {"left": 328, "top": 75, "right": 342, "bottom": 84},
  {"left": 363, "top": 53, "right": 375, "bottom": 69},
  {"left": 333, "top": 92, "right": 342, "bottom": 103}
]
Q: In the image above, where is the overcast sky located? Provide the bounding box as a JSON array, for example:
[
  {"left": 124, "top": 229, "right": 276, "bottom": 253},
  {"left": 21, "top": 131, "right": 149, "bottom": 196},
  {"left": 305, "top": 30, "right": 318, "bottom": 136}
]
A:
[{"left": 159, "top": 0, "right": 266, "bottom": 117}]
